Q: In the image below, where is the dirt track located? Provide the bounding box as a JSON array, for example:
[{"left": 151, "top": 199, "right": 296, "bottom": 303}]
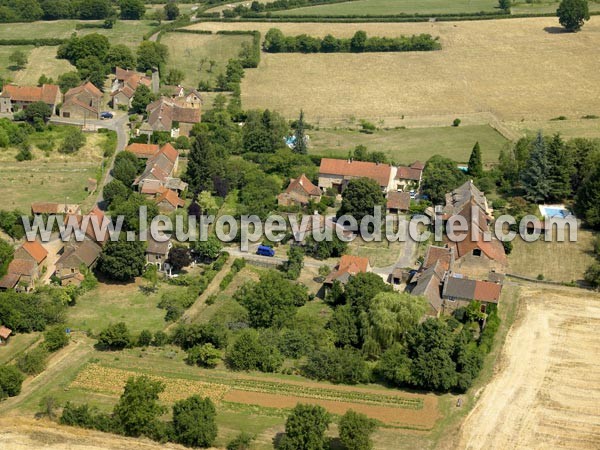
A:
[{"left": 458, "top": 285, "right": 600, "bottom": 449}]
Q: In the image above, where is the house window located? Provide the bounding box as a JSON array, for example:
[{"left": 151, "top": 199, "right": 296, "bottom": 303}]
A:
[
  {"left": 473, "top": 249, "right": 482, "bottom": 257},
  {"left": 63, "top": 112, "right": 70, "bottom": 118}
]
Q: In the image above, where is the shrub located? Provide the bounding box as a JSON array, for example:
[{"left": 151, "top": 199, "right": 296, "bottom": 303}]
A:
[
  {"left": 304, "top": 348, "right": 371, "bottom": 384},
  {"left": 43, "top": 325, "right": 69, "bottom": 352},
  {"left": 96, "top": 322, "right": 131, "bottom": 350},
  {"left": 227, "top": 431, "right": 254, "bottom": 450},
  {"left": 453, "top": 118, "right": 461, "bottom": 127},
  {"left": 152, "top": 330, "right": 168, "bottom": 347},
  {"left": 17, "top": 346, "right": 48, "bottom": 375},
  {"left": 137, "top": 329, "right": 153, "bottom": 347},
  {"left": 185, "top": 343, "right": 222, "bottom": 368},
  {"left": 0, "top": 365, "right": 25, "bottom": 398}
]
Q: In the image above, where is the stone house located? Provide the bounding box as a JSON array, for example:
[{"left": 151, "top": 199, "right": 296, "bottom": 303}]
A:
[
  {"left": 0, "top": 84, "right": 61, "bottom": 115},
  {"left": 61, "top": 82, "right": 103, "bottom": 120}
]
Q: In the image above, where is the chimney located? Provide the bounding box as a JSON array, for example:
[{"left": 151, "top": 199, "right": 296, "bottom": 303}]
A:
[{"left": 151, "top": 68, "right": 160, "bottom": 95}]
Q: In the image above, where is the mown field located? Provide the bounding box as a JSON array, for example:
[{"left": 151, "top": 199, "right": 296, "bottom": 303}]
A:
[
  {"left": 511, "top": 0, "right": 600, "bottom": 14},
  {"left": 273, "top": 0, "right": 498, "bottom": 16},
  {"left": 160, "top": 32, "right": 253, "bottom": 87},
  {"left": 4, "top": 47, "right": 75, "bottom": 85},
  {"left": 188, "top": 17, "right": 600, "bottom": 125},
  {"left": 508, "top": 117, "right": 600, "bottom": 140},
  {"left": 0, "top": 128, "right": 106, "bottom": 212},
  {"left": 309, "top": 124, "right": 508, "bottom": 164}
]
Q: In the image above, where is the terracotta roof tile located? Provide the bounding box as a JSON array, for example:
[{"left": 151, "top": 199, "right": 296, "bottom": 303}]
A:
[
  {"left": 0, "top": 84, "right": 59, "bottom": 104},
  {"left": 0, "top": 325, "right": 11, "bottom": 339},
  {"left": 396, "top": 166, "right": 422, "bottom": 181},
  {"left": 285, "top": 174, "right": 321, "bottom": 197},
  {"left": 0, "top": 273, "right": 19, "bottom": 289},
  {"left": 22, "top": 240, "right": 48, "bottom": 264},
  {"left": 8, "top": 258, "right": 36, "bottom": 276},
  {"left": 155, "top": 189, "right": 185, "bottom": 208},
  {"left": 386, "top": 191, "right": 410, "bottom": 211},
  {"left": 125, "top": 143, "right": 160, "bottom": 158},
  {"left": 319, "top": 158, "right": 392, "bottom": 188}
]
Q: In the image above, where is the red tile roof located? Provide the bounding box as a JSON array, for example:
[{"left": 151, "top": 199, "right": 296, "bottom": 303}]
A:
[
  {"left": 125, "top": 143, "right": 160, "bottom": 158},
  {"left": 22, "top": 240, "right": 48, "bottom": 264},
  {"left": 423, "top": 245, "right": 453, "bottom": 272},
  {"left": 411, "top": 161, "right": 425, "bottom": 170},
  {"left": 285, "top": 174, "right": 321, "bottom": 197},
  {"left": 396, "top": 166, "right": 422, "bottom": 181},
  {"left": 7, "top": 258, "right": 36, "bottom": 276},
  {"left": 0, "top": 84, "right": 60, "bottom": 104},
  {"left": 0, "top": 325, "right": 11, "bottom": 339},
  {"left": 65, "top": 81, "right": 102, "bottom": 99},
  {"left": 386, "top": 191, "right": 410, "bottom": 211},
  {"left": 158, "top": 143, "right": 178, "bottom": 164},
  {"left": 155, "top": 189, "right": 185, "bottom": 209},
  {"left": 319, "top": 158, "right": 392, "bottom": 188},
  {"left": 0, "top": 273, "right": 19, "bottom": 289},
  {"left": 473, "top": 280, "right": 502, "bottom": 303}
]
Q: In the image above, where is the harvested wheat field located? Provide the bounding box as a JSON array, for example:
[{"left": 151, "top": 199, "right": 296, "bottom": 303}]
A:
[
  {"left": 458, "top": 285, "right": 600, "bottom": 449},
  {"left": 188, "top": 17, "right": 600, "bottom": 125}
]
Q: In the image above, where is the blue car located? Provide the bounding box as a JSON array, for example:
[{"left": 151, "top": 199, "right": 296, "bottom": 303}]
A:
[
  {"left": 256, "top": 245, "right": 275, "bottom": 257},
  {"left": 100, "top": 111, "right": 114, "bottom": 120}
]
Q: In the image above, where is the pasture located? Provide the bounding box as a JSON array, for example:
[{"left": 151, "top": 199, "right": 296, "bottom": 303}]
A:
[
  {"left": 188, "top": 17, "right": 600, "bottom": 125},
  {"left": 273, "top": 0, "right": 498, "bottom": 16},
  {"left": 309, "top": 124, "right": 509, "bottom": 164},
  {"left": 160, "top": 32, "right": 254, "bottom": 87},
  {"left": 8, "top": 47, "right": 74, "bottom": 85},
  {"left": 0, "top": 129, "right": 107, "bottom": 212}
]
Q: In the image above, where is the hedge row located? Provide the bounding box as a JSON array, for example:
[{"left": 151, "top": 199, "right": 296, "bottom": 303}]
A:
[
  {"left": 263, "top": 28, "right": 440, "bottom": 53},
  {"left": 217, "top": 30, "right": 261, "bottom": 68},
  {"left": 228, "top": 0, "right": 356, "bottom": 17},
  {"left": 0, "top": 38, "right": 67, "bottom": 46}
]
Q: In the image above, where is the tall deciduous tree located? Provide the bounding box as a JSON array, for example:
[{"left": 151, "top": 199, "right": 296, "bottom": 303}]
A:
[
  {"left": 338, "top": 177, "right": 385, "bottom": 221},
  {"left": 137, "top": 41, "right": 168, "bottom": 72},
  {"left": 279, "top": 404, "right": 331, "bottom": 450},
  {"left": 131, "top": 84, "right": 155, "bottom": 114},
  {"left": 521, "top": 132, "right": 551, "bottom": 203},
  {"left": 339, "top": 410, "right": 377, "bottom": 450},
  {"left": 97, "top": 235, "right": 146, "bottom": 281},
  {"left": 467, "top": 141, "right": 483, "bottom": 178},
  {"left": 119, "top": 0, "right": 145, "bottom": 20},
  {"left": 421, "top": 155, "right": 467, "bottom": 204},
  {"left": 172, "top": 396, "right": 218, "bottom": 448},
  {"left": 113, "top": 376, "right": 165, "bottom": 437},
  {"left": 164, "top": 1, "right": 180, "bottom": 20},
  {"left": 185, "top": 131, "right": 221, "bottom": 193},
  {"left": 8, "top": 50, "right": 27, "bottom": 70},
  {"left": 557, "top": 0, "right": 590, "bottom": 31}
]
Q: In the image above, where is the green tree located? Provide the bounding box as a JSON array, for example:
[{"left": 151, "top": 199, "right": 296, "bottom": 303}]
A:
[
  {"left": 227, "top": 329, "right": 283, "bottom": 372},
  {"left": 328, "top": 304, "right": 360, "bottom": 347},
  {"left": 76, "top": 55, "right": 108, "bottom": 89},
  {"left": 234, "top": 271, "right": 307, "bottom": 329},
  {"left": 498, "top": 0, "right": 511, "bottom": 12},
  {"left": 164, "top": 68, "right": 184, "bottom": 85},
  {"left": 339, "top": 410, "right": 377, "bottom": 450},
  {"left": 227, "top": 432, "right": 254, "bottom": 450},
  {"left": 17, "top": 346, "right": 48, "bottom": 375},
  {"left": 376, "top": 342, "right": 412, "bottom": 386},
  {"left": 278, "top": 404, "right": 330, "bottom": 450},
  {"left": 97, "top": 235, "right": 146, "bottom": 281},
  {"left": 350, "top": 30, "right": 367, "bottom": 52},
  {"left": 79, "top": 0, "right": 112, "bottom": 19},
  {"left": 521, "top": 131, "right": 551, "bottom": 203},
  {"left": 0, "top": 365, "right": 25, "bottom": 399},
  {"left": 421, "top": 155, "right": 467, "bottom": 204},
  {"left": 113, "top": 376, "right": 165, "bottom": 437},
  {"left": 119, "top": 0, "right": 145, "bottom": 20},
  {"left": 194, "top": 236, "right": 223, "bottom": 260},
  {"left": 467, "top": 141, "right": 483, "bottom": 178},
  {"left": 172, "top": 396, "right": 218, "bottom": 447},
  {"left": 131, "top": 84, "right": 155, "bottom": 114},
  {"left": 557, "top": 0, "right": 590, "bottom": 31},
  {"left": 185, "top": 343, "right": 222, "bottom": 368},
  {"left": 304, "top": 347, "right": 371, "bottom": 384},
  {"left": 343, "top": 272, "right": 391, "bottom": 311},
  {"left": 164, "top": 1, "right": 180, "bottom": 20},
  {"left": 60, "top": 128, "right": 86, "bottom": 154},
  {"left": 185, "top": 131, "right": 221, "bottom": 193},
  {"left": 137, "top": 329, "right": 152, "bottom": 347},
  {"left": 103, "top": 179, "right": 130, "bottom": 206},
  {"left": 8, "top": 49, "right": 27, "bottom": 70},
  {"left": 96, "top": 322, "right": 131, "bottom": 350},
  {"left": 338, "top": 177, "right": 385, "bottom": 221},
  {"left": 113, "top": 150, "right": 140, "bottom": 186},
  {"left": 0, "top": 238, "right": 14, "bottom": 279},
  {"left": 43, "top": 325, "right": 69, "bottom": 352},
  {"left": 575, "top": 160, "right": 600, "bottom": 229},
  {"left": 584, "top": 262, "right": 600, "bottom": 287},
  {"left": 137, "top": 41, "right": 168, "bottom": 72},
  {"left": 293, "top": 109, "right": 307, "bottom": 154},
  {"left": 24, "top": 101, "right": 52, "bottom": 123},
  {"left": 282, "top": 245, "right": 304, "bottom": 280},
  {"left": 58, "top": 71, "right": 81, "bottom": 93},
  {"left": 106, "top": 44, "right": 136, "bottom": 70},
  {"left": 547, "top": 133, "right": 573, "bottom": 201},
  {"left": 167, "top": 246, "right": 191, "bottom": 271}
]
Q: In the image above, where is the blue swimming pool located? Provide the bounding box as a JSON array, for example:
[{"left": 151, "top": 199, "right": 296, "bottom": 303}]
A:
[{"left": 543, "top": 207, "right": 570, "bottom": 218}]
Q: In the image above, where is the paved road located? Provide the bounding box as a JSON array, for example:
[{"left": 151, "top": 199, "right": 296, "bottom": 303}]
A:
[{"left": 51, "top": 113, "right": 129, "bottom": 209}]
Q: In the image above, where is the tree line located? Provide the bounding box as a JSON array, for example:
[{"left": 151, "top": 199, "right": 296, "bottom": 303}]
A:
[{"left": 263, "top": 28, "right": 441, "bottom": 53}]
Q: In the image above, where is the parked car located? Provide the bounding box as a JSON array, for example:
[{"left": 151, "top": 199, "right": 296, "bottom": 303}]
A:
[
  {"left": 256, "top": 245, "right": 275, "bottom": 257},
  {"left": 100, "top": 111, "right": 114, "bottom": 119}
]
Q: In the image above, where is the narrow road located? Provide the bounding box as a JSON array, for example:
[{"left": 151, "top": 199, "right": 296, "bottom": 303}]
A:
[{"left": 51, "top": 114, "right": 129, "bottom": 209}]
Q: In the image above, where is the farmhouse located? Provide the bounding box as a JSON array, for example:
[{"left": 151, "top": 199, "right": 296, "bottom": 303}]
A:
[
  {"left": 394, "top": 161, "right": 424, "bottom": 192},
  {"left": 278, "top": 174, "right": 321, "bottom": 207},
  {"left": 61, "top": 82, "right": 103, "bottom": 120},
  {"left": 63, "top": 206, "right": 109, "bottom": 245},
  {"left": 444, "top": 180, "right": 492, "bottom": 218},
  {"left": 55, "top": 239, "right": 102, "bottom": 286},
  {"left": 146, "top": 234, "right": 172, "bottom": 271},
  {"left": 1, "top": 258, "right": 38, "bottom": 292},
  {"left": 318, "top": 158, "right": 395, "bottom": 193},
  {"left": 386, "top": 191, "right": 411, "bottom": 214},
  {"left": 0, "top": 84, "right": 61, "bottom": 115},
  {"left": 325, "top": 255, "right": 371, "bottom": 285},
  {"left": 144, "top": 97, "right": 201, "bottom": 137},
  {"left": 14, "top": 240, "right": 48, "bottom": 273},
  {"left": 110, "top": 67, "right": 156, "bottom": 108}
]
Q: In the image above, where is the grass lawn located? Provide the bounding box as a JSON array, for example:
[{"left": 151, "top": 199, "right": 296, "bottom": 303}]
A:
[
  {"left": 0, "top": 45, "right": 33, "bottom": 79},
  {"left": 67, "top": 279, "right": 183, "bottom": 334},
  {"left": 160, "top": 32, "right": 253, "bottom": 88},
  {"left": 0, "top": 332, "right": 41, "bottom": 365},
  {"left": 309, "top": 125, "right": 509, "bottom": 165},
  {"left": 508, "top": 229, "right": 597, "bottom": 283},
  {"left": 78, "top": 20, "right": 155, "bottom": 48},
  {"left": 9, "top": 47, "right": 75, "bottom": 85},
  {"left": 274, "top": 0, "right": 498, "bottom": 16},
  {"left": 347, "top": 237, "right": 406, "bottom": 267},
  {"left": 0, "top": 128, "right": 109, "bottom": 212},
  {"left": 508, "top": 117, "right": 600, "bottom": 140},
  {"left": 511, "top": 0, "right": 600, "bottom": 14}
]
